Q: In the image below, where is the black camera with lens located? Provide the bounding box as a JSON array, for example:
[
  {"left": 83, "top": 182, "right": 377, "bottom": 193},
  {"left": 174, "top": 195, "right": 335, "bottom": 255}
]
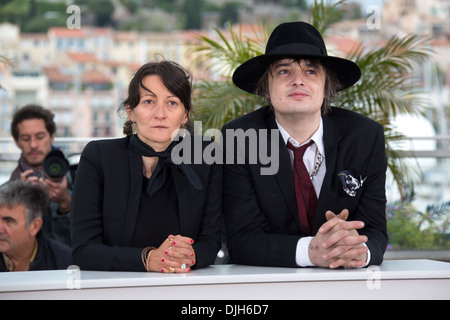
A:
[{"left": 43, "top": 149, "right": 70, "bottom": 182}]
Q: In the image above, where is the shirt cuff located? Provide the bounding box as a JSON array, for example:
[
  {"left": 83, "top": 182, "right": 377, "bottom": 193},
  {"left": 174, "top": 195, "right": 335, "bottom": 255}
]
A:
[
  {"left": 295, "top": 236, "right": 315, "bottom": 267},
  {"left": 295, "top": 237, "right": 371, "bottom": 268},
  {"left": 363, "top": 243, "right": 371, "bottom": 267}
]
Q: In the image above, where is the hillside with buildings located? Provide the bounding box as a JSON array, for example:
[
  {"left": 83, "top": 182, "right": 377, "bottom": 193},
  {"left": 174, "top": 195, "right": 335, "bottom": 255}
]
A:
[{"left": 0, "top": 0, "right": 448, "bottom": 141}]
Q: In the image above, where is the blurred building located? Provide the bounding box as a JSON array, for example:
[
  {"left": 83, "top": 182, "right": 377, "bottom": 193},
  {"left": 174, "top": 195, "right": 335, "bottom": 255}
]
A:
[
  {"left": 383, "top": 0, "right": 449, "bottom": 36},
  {"left": 0, "top": 25, "right": 187, "bottom": 139},
  {"left": 0, "top": 0, "right": 449, "bottom": 140}
]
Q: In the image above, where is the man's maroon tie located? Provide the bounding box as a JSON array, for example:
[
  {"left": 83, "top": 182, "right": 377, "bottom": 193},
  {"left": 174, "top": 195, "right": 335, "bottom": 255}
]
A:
[{"left": 287, "top": 141, "right": 317, "bottom": 235}]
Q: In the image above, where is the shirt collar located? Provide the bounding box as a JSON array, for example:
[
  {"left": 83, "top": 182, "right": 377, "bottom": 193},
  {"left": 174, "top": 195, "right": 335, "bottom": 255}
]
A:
[
  {"left": 2, "top": 240, "right": 38, "bottom": 272},
  {"left": 276, "top": 117, "right": 325, "bottom": 155}
]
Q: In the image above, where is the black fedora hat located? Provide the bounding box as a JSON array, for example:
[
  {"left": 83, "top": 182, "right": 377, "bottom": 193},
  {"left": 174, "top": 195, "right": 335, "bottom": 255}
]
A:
[{"left": 232, "top": 21, "right": 361, "bottom": 95}]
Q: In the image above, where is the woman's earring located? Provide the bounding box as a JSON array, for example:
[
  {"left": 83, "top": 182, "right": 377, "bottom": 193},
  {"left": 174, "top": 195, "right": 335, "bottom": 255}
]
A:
[{"left": 132, "top": 121, "right": 138, "bottom": 134}]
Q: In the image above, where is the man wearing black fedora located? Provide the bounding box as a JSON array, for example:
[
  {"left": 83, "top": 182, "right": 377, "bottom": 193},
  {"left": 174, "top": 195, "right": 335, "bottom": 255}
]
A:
[{"left": 222, "top": 21, "right": 387, "bottom": 268}]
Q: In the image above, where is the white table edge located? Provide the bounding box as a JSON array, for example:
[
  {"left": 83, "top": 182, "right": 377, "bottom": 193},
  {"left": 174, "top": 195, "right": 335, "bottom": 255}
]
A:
[{"left": 0, "top": 259, "right": 449, "bottom": 294}]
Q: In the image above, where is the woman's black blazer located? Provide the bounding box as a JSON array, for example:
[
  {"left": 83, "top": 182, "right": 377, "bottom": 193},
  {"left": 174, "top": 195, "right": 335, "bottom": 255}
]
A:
[{"left": 71, "top": 136, "right": 222, "bottom": 271}]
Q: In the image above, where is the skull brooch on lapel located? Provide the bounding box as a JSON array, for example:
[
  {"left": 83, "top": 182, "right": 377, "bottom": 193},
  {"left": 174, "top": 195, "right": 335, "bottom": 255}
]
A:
[{"left": 338, "top": 170, "right": 367, "bottom": 197}]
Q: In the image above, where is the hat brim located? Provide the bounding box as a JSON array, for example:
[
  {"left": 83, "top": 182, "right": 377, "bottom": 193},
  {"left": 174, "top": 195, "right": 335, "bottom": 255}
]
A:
[{"left": 232, "top": 53, "right": 361, "bottom": 95}]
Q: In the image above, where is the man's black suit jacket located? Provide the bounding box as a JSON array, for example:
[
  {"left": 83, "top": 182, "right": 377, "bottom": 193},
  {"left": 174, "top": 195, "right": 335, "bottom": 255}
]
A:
[
  {"left": 71, "top": 136, "right": 222, "bottom": 271},
  {"left": 222, "top": 106, "right": 387, "bottom": 267}
]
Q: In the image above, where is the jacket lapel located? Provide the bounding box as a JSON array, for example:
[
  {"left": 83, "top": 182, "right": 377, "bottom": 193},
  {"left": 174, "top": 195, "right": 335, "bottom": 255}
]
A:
[
  {"left": 313, "top": 113, "right": 342, "bottom": 231},
  {"left": 122, "top": 149, "right": 143, "bottom": 246},
  {"left": 265, "top": 112, "right": 300, "bottom": 228}
]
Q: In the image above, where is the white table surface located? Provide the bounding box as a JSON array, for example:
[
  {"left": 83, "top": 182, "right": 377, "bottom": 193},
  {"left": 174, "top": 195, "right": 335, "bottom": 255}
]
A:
[{"left": 1, "top": 259, "right": 449, "bottom": 300}]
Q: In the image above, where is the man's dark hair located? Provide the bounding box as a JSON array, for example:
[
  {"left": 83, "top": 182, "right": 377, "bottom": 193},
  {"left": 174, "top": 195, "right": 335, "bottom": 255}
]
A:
[
  {"left": 0, "top": 180, "right": 49, "bottom": 227},
  {"left": 11, "top": 104, "right": 56, "bottom": 140}
]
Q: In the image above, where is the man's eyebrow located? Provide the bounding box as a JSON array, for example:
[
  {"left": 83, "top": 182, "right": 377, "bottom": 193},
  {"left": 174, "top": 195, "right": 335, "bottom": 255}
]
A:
[
  {"left": 273, "top": 61, "right": 295, "bottom": 69},
  {"left": 273, "top": 59, "right": 320, "bottom": 69},
  {"left": 302, "top": 61, "right": 320, "bottom": 69},
  {"left": 1, "top": 215, "right": 18, "bottom": 224},
  {"left": 19, "top": 131, "right": 47, "bottom": 138}
]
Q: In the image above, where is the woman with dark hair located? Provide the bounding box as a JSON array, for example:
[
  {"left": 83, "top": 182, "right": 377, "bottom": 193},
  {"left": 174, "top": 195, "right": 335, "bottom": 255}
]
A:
[{"left": 71, "top": 60, "right": 222, "bottom": 272}]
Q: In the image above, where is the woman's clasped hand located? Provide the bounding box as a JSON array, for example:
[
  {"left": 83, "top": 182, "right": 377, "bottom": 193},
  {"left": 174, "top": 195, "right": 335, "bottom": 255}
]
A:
[{"left": 143, "top": 235, "right": 196, "bottom": 273}]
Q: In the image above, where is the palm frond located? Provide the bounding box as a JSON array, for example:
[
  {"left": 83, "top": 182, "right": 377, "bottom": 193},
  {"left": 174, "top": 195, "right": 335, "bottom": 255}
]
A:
[
  {"left": 339, "top": 34, "right": 432, "bottom": 118},
  {"left": 190, "top": 20, "right": 271, "bottom": 130},
  {"left": 192, "top": 81, "right": 264, "bottom": 130},
  {"left": 190, "top": 22, "right": 268, "bottom": 78},
  {"left": 309, "top": 0, "right": 346, "bottom": 36}
]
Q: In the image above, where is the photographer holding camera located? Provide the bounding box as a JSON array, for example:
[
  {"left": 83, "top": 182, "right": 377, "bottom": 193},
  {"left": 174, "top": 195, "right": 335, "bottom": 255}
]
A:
[{"left": 7, "top": 104, "right": 72, "bottom": 246}]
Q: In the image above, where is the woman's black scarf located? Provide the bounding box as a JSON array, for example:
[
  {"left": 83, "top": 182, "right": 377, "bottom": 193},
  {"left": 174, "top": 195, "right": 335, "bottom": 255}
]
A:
[{"left": 129, "top": 134, "right": 204, "bottom": 198}]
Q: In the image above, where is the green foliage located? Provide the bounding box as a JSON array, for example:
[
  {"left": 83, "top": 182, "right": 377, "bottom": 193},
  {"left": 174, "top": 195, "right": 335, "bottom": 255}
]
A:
[
  {"left": 0, "top": 0, "right": 115, "bottom": 31},
  {"left": 285, "top": 0, "right": 309, "bottom": 10},
  {"left": 192, "top": 81, "right": 265, "bottom": 129},
  {"left": 342, "top": 35, "right": 432, "bottom": 119},
  {"left": 153, "top": 0, "right": 178, "bottom": 12},
  {"left": 77, "top": 0, "right": 115, "bottom": 27},
  {"left": 191, "top": 21, "right": 270, "bottom": 129},
  {"left": 386, "top": 202, "right": 449, "bottom": 250},
  {"left": 220, "top": 2, "right": 240, "bottom": 27},
  {"left": 0, "top": 0, "right": 30, "bottom": 26},
  {"left": 0, "top": 0, "right": 68, "bottom": 32},
  {"left": 182, "top": 0, "right": 205, "bottom": 30},
  {"left": 193, "top": 23, "right": 268, "bottom": 77},
  {"left": 21, "top": 17, "right": 66, "bottom": 33},
  {"left": 309, "top": 0, "right": 345, "bottom": 37}
]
